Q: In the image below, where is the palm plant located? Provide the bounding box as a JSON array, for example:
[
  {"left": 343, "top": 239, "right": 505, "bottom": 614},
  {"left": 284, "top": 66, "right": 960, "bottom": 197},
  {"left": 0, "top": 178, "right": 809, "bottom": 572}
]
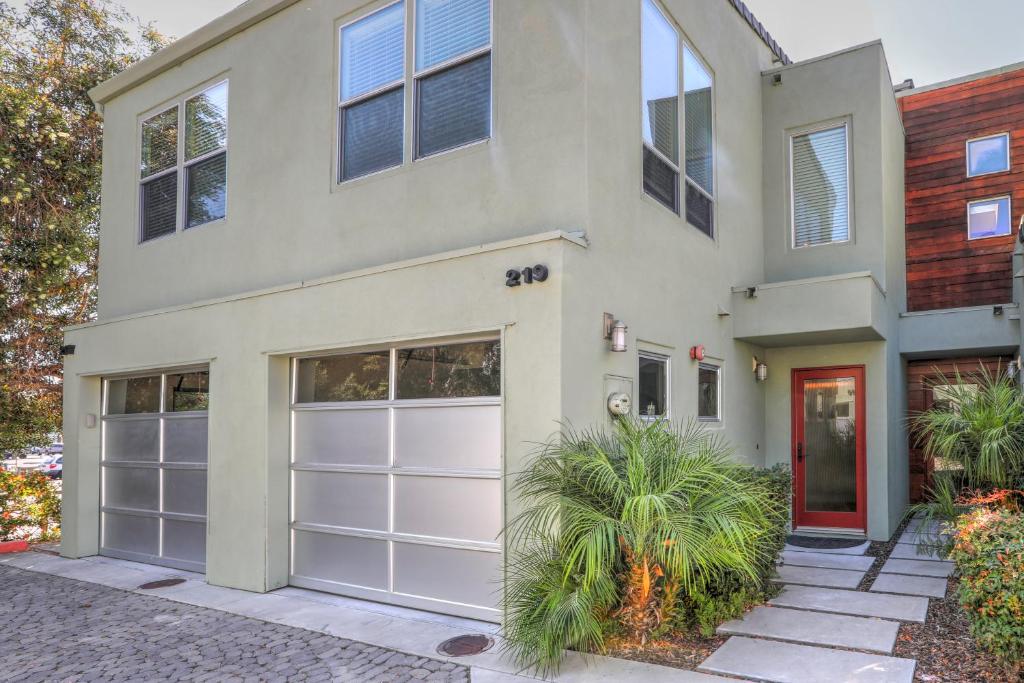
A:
[{"left": 502, "top": 419, "right": 780, "bottom": 675}]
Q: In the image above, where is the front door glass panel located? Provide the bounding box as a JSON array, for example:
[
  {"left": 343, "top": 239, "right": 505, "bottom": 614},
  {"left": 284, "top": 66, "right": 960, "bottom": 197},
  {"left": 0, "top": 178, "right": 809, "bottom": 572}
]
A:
[{"left": 802, "top": 376, "right": 857, "bottom": 513}]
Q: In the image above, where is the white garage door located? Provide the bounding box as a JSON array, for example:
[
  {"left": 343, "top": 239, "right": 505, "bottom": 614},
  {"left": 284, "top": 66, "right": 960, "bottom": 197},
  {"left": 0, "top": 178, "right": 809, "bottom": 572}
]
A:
[
  {"left": 100, "top": 369, "right": 209, "bottom": 573},
  {"left": 289, "top": 338, "right": 502, "bottom": 621}
]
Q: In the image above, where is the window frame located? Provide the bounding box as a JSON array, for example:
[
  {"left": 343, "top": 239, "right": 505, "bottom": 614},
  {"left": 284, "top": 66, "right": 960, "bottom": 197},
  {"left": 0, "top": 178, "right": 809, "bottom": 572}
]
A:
[
  {"left": 966, "top": 132, "right": 1010, "bottom": 178},
  {"left": 637, "top": 350, "right": 670, "bottom": 421},
  {"left": 789, "top": 120, "right": 852, "bottom": 250},
  {"left": 697, "top": 361, "right": 721, "bottom": 423},
  {"left": 966, "top": 194, "right": 1013, "bottom": 241},
  {"left": 137, "top": 78, "right": 229, "bottom": 244}
]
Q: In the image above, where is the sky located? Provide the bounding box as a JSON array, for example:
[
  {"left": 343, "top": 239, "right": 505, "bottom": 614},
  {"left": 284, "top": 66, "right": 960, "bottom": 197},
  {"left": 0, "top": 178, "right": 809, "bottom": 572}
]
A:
[{"left": 10, "top": 0, "right": 1024, "bottom": 88}]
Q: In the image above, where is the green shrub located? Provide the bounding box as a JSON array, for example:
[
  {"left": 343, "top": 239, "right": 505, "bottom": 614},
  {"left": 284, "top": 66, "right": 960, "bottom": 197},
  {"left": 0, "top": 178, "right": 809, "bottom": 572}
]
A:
[
  {"left": 950, "top": 507, "right": 1024, "bottom": 675},
  {"left": 502, "top": 419, "right": 782, "bottom": 675},
  {"left": 0, "top": 470, "right": 61, "bottom": 541}
]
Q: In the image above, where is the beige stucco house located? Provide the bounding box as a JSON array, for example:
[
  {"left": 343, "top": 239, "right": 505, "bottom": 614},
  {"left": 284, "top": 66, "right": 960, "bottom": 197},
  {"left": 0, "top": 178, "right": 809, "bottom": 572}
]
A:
[{"left": 62, "top": 0, "right": 917, "bottom": 622}]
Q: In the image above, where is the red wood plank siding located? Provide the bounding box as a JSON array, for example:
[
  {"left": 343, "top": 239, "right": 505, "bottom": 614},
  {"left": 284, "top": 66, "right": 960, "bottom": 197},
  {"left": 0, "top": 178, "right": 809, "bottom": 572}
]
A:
[
  {"left": 899, "top": 69, "right": 1024, "bottom": 312},
  {"left": 906, "top": 356, "right": 1010, "bottom": 502}
]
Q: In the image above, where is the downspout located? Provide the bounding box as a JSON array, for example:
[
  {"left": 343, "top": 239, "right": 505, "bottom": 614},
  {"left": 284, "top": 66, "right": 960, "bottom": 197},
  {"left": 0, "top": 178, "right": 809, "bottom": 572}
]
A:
[{"left": 1013, "top": 216, "right": 1024, "bottom": 382}]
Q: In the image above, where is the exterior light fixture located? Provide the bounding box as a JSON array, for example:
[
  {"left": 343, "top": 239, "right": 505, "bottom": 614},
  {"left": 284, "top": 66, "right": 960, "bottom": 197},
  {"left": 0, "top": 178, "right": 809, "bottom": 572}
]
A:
[
  {"left": 752, "top": 356, "right": 768, "bottom": 383},
  {"left": 603, "top": 313, "right": 628, "bottom": 352}
]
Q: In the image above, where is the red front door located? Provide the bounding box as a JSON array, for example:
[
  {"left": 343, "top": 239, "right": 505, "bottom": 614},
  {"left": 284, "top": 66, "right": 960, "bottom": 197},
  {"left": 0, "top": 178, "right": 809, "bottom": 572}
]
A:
[{"left": 792, "top": 366, "right": 867, "bottom": 531}]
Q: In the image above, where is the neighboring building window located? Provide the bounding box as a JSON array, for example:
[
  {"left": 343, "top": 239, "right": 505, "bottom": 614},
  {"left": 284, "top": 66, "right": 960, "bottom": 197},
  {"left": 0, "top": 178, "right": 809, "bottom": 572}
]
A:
[
  {"left": 139, "top": 81, "right": 228, "bottom": 242},
  {"left": 791, "top": 123, "right": 849, "bottom": 248},
  {"left": 339, "top": 2, "right": 405, "bottom": 181},
  {"left": 967, "top": 196, "right": 1012, "bottom": 239},
  {"left": 684, "top": 46, "right": 714, "bottom": 237},
  {"left": 641, "top": 0, "right": 679, "bottom": 212},
  {"left": 414, "top": 0, "right": 492, "bottom": 158},
  {"left": 697, "top": 363, "right": 720, "bottom": 421},
  {"left": 638, "top": 352, "right": 668, "bottom": 419},
  {"left": 966, "top": 133, "right": 1010, "bottom": 177},
  {"left": 932, "top": 383, "right": 978, "bottom": 414}
]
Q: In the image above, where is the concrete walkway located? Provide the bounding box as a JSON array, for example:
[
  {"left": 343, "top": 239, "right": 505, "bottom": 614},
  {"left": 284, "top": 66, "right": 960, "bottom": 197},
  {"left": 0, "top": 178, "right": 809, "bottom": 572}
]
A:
[{"left": 698, "top": 519, "right": 955, "bottom": 683}]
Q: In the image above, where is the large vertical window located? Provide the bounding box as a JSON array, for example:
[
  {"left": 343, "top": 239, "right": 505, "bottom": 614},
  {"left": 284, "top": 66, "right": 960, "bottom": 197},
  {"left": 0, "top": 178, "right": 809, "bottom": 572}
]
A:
[
  {"left": 641, "top": 0, "right": 679, "bottom": 212},
  {"left": 638, "top": 352, "right": 669, "bottom": 419},
  {"left": 684, "top": 47, "right": 714, "bottom": 237},
  {"left": 339, "top": 2, "right": 406, "bottom": 181},
  {"left": 139, "top": 81, "right": 229, "bottom": 242},
  {"left": 791, "top": 123, "right": 849, "bottom": 248},
  {"left": 414, "top": 0, "right": 492, "bottom": 158}
]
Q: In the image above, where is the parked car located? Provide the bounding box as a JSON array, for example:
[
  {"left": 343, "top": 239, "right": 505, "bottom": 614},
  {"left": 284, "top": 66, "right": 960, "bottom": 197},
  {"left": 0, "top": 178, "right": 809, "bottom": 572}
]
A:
[{"left": 40, "top": 455, "right": 63, "bottom": 479}]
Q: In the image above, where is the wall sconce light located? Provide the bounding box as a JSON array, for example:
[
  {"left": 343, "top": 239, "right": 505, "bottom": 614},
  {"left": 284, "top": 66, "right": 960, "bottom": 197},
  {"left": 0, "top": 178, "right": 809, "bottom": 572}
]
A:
[
  {"left": 752, "top": 356, "right": 768, "bottom": 382},
  {"left": 603, "top": 313, "right": 628, "bottom": 352}
]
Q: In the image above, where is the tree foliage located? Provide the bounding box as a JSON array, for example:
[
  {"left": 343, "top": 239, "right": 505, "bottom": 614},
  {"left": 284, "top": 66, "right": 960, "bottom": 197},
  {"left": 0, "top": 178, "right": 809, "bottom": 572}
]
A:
[{"left": 0, "top": 0, "right": 164, "bottom": 451}]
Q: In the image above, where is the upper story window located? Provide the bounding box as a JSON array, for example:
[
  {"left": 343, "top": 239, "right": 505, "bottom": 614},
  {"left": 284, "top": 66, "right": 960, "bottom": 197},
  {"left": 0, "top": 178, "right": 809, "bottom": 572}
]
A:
[
  {"left": 640, "top": 0, "right": 714, "bottom": 236},
  {"left": 139, "top": 81, "right": 228, "bottom": 242},
  {"left": 638, "top": 352, "right": 669, "bottom": 419},
  {"left": 966, "top": 133, "right": 1010, "bottom": 177},
  {"left": 791, "top": 122, "right": 849, "bottom": 248},
  {"left": 338, "top": 0, "right": 492, "bottom": 183},
  {"left": 967, "top": 195, "right": 1012, "bottom": 240}
]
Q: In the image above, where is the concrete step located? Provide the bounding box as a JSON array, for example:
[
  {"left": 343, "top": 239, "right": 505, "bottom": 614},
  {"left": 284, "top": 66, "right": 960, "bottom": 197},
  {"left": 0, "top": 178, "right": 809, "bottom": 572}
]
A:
[
  {"left": 770, "top": 585, "right": 928, "bottom": 622},
  {"left": 897, "top": 530, "right": 951, "bottom": 545},
  {"left": 717, "top": 606, "right": 900, "bottom": 654},
  {"left": 871, "top": 574, "right": 947, "bottom": 599},
  {"left": 889, "top": 543, "right": 949, "bottom": 561},
  {"left": 904, "top": 519, "right": 945, "bottom": 534},
  {"left": 698, "top": 636, "right": 916, "bottom": 683},
  {"left": 774, "top": 565, "right": 864, "bottom": 589},
  {"left": 780, "top": 550, "right": 876, "bottom": 572},
  {"left": 784, "top": 540, "right": 870, "bottom": 556},
  {"left": 880, "top": 558, "right": 954, "bottom": 578}
]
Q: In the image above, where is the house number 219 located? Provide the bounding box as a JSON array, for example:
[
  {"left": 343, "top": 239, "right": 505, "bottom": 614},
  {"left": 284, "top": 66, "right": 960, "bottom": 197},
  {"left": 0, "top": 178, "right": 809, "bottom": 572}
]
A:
[{"left": 505, "top": 264, "right": 549, "bottom": 287}]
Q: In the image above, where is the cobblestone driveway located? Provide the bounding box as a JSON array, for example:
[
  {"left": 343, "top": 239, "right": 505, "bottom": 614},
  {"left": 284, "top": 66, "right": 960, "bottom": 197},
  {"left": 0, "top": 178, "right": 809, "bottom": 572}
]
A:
[{"left": 0, "top": 565, "right": 470, "bottom": 683}]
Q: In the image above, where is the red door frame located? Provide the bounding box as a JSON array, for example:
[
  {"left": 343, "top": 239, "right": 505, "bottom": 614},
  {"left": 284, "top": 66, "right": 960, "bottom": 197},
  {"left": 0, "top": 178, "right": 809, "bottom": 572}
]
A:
[{"left": 791, "top": 365, "right": 867, "bottom": 531}]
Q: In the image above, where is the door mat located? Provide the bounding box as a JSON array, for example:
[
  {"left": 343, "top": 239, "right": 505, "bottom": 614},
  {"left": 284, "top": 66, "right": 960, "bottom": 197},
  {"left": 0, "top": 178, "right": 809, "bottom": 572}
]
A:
[{"left": 786, "top": 535, "right": 864, "bottom": 549}]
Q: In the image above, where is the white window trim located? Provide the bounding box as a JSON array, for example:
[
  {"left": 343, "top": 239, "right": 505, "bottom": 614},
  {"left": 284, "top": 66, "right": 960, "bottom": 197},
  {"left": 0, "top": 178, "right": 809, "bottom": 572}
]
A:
[
  {"left": 638, "top": 350, "right": 671, "bottom": 421},
  {"left": 697, "top": 361, "right": 721, "bottom": 423},
  {"left": 966, "top": 132, "right": 1010, "bottom": 178},
  {"left": 137, "top": 78, "right": 229, "bottom": 244},
  {"left": 966, "top": 194, "right": 1013, "bottom": 241},
  {"left": 789, "top": 119, "right": 852, "bottom": 250}
]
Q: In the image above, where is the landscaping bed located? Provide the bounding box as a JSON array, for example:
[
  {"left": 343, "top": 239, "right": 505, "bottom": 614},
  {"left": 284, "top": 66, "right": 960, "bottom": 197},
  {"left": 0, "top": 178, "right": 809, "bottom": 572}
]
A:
[{"left": 605, "top": 631, "right": 727, "bottom": 671}]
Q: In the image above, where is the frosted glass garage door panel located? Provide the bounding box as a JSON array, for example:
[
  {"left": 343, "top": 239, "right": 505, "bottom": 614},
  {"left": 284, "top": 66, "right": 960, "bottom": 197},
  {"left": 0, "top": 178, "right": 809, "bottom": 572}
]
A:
[
  {"left": 393, "top": 476, "right": 501, "bottom": 543},
  {"left": 163, "top": 519, "right": 206, "bottom": 565},
  {"left": 104, "top": 467, "right": 159, "bottom": 510},
  {"left": 292, "top": 409, "right": 388, "bottom": 466},
  {"left": 293, "top": 471, "right": 387, "bottom": 531},
  {"left": 163, "top": 468, "right": 208, "bottom": 516},
  {"left": 103, "top": 513, "right": 159, "bottom": 556},
  {"left": 103, "top": 419, "right": 159, "bottom": 462},
  {"left": 164, "top": 417, "right": 208, "bottom": 463},
  {"left": 292, "top": 530, "right": 388, "bottom": 590},
  {"left": 393, "top": 405, "right": 500, "bottom": 470},
  {"left": 393, "top": 543, "right": 500, "bottom": 609}
]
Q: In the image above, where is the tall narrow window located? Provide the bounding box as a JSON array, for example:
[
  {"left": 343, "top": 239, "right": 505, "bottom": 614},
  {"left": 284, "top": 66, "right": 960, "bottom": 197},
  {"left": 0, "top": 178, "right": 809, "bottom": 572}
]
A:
[
  {"left": 641, "top": 0, "right": 679, "bottom": 212},
  {"left": 140, "top": 107, "right": 179, "bottom": 241},
  {"left": 791, "top": 123, "right": 849, "bottom": 248},
  {"left": 184, "top": 82, "right": 228, "bottom": 228},
  {"left": 414, "top": 0, "right": 491, "bottom": 158},
  {"left": 697, "top": 363, "right": 720, "bottom": 422},
  {"left": 638, "top": 353, "right": 668, "bottom": 419},
  {"left": 966, "top": 133, "right": 1009, "bottom": 177},
  {"left": 684, "top": 46, "right": 713, "bottom": 237},
  {"left": 339, "top": 2, "right": 406, "bottom": 181}
]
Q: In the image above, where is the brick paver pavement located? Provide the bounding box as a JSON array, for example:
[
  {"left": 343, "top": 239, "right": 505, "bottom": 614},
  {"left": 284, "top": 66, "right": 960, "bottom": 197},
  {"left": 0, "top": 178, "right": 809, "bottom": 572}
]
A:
[{"left": 0, "top": 565, "right": 470, "bottom": 683}]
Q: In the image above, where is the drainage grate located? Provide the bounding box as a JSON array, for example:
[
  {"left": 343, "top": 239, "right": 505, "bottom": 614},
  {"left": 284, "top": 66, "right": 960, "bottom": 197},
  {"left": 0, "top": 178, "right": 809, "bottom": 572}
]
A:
[
  {"left": 437, "top": 634, "right": 493, "bottom": 657},
  {"left": 138, "top": 578, "right": 186, "bottom": 590}
]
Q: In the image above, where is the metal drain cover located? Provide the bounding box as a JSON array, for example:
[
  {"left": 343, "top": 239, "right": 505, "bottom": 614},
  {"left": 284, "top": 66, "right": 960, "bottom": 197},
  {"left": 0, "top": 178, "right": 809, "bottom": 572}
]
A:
[
  {"left": 437, "top": 634, "right": 493, "bottom": 657},
  {"left": 138, "top": 578, "right": 185, "bottom": 590}
]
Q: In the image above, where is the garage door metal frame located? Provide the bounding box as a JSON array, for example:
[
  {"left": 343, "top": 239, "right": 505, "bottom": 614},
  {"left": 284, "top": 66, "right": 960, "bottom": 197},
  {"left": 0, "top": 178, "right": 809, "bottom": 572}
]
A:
[
  {"left": 99, "top": 367, "right": 209, "bottom": 573},
  {"left": 288, "top": 337, "right": 503, "bottom": 622}
]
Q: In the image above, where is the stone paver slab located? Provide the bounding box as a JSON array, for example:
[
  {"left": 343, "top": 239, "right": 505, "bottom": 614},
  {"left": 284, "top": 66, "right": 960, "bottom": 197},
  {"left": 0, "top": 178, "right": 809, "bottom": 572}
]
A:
[
  {"left": 904, "top": 519, "right": 946, "bottom": 534},
  {"left": 774, "top": 564, "right": 864, "bottom": 589},
  {"left": 889, "top": 543, "right": 949, "bottom": 561},
  {"left": 880, "top": 558, "right": 954, "bottom": 578},
  {"left": 717, "top": 606, "right": 900, "bottom": 653},
  {"left": 770, "top": 585, "right": 928, "bottom": 622},
  {"left": 781, "top": 550, "right": 875, "bottom": 572},
  {"left": 784, "top": 540, "right": 870, "bottom": 556},
  {"left": 871, "top": 574, "right": 947, "bottom": 599},
  {"left": 897, "top": 530, "right": 951, "bottom": 545},
  {"left": 698, "top": 636, "right": 916, "bottom": 683}
]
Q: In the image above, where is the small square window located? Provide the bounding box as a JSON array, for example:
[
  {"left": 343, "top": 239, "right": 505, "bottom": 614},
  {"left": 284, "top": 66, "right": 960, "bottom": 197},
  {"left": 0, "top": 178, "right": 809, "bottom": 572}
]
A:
[
  {"left": 967, "top": 133, "right": 1009, "bottom": 177},
  {"left": 638, "top": 353, "right": 668, "bottom": 419},
  {"left": 697, "top": 363, "right": 720, "bottom": 421},
  {"left": 967, "top": 196, "right": 1012, "bottom": 239}
]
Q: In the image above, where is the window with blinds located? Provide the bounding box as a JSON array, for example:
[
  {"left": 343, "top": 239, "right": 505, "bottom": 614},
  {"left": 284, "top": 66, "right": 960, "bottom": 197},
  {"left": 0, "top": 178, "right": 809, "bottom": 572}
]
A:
[
  {"left": 139, "top": 81, "right": 229, "bottom": 242},
  {"left": 641, "top": 0, "right": 679, "bottom": 213},
  {"left": 684, "top": 46, "right": 713, "bottom": 238},
  {"left": 791, "top": 124, "right": 849, "bottom": 248}
]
